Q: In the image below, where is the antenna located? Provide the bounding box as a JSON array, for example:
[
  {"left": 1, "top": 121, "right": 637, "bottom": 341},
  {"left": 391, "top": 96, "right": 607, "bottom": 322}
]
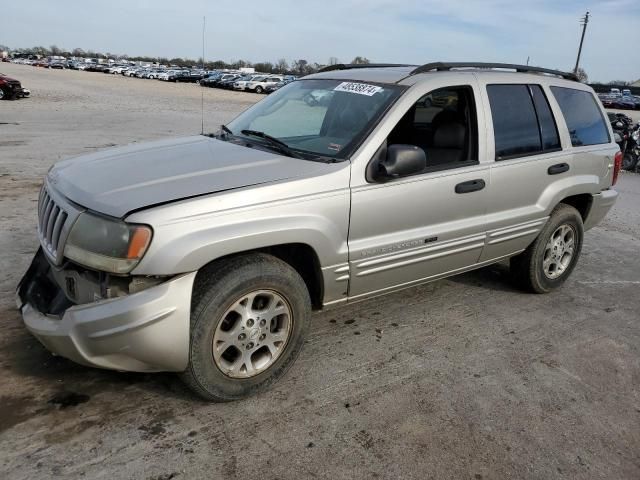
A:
[{"left": 201, "top": 15, "right": 206, "bottom": 135}]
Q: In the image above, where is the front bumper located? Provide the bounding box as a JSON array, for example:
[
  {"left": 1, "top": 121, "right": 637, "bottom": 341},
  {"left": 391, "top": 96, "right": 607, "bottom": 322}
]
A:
[
  {"left": 17, "top": 250, "right": 196, "bottom": 372},
  {"left": 584, "top": 189, "right": 619, "bottom": 230}
]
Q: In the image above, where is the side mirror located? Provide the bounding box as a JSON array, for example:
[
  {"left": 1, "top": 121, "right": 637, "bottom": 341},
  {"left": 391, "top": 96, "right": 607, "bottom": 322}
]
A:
[{"left": 379, "top": 144, "right": 427, "bottom": 178}]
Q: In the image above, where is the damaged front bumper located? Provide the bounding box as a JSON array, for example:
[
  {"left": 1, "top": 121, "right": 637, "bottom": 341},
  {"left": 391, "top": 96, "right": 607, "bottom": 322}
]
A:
[{"left": 16, "top": 249, "right": 195, "bottom": 372}]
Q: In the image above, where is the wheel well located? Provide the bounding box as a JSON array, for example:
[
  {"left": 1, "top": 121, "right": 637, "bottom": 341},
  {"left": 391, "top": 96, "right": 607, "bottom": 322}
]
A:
[
  {"left": 201, "top": 244, "right": 324, "bottom": 310},
  {"left": 560, "top": 194, "right": 593, "bottom": 221}
]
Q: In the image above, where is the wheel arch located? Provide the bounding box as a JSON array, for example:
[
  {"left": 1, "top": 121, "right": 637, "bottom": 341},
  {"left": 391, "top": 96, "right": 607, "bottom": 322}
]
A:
[
  {"left": 558, "top": 193, "right": 593, "bottom": 222},
  {"left": 194, "top": 243, "right": 325, "bottom": 310}
]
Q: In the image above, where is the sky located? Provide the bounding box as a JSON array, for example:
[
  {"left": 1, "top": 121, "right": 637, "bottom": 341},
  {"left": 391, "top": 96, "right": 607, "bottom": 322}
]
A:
[{"left": 1, "top": 0, "right": 638, "bottom": 83}]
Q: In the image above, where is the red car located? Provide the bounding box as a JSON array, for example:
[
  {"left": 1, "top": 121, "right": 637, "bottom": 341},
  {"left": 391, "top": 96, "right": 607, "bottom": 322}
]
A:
[{"left": 0, "top": 73, "right": 30, "bottom": 100}]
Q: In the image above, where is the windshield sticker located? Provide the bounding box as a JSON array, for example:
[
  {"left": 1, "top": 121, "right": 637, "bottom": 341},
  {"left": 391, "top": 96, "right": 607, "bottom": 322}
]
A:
[
  {"left": 334, "top": 82, "right": 383, "bottom": 96},
  {"left": 328, "top": 143, "right": 342, "bottom": 152}
]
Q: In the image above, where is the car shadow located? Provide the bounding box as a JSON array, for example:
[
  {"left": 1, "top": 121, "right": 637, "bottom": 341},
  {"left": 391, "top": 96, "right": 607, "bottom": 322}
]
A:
[
  {"left": 448, "top": 261, "right": 522, "bottom": 294},
  {"left": 0, "top": 312, "right": 197, "bottom": 403}
]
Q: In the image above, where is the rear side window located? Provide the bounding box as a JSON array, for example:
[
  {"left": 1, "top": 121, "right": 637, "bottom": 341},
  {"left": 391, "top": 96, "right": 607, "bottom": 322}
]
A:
[
  {"left": 550, "top": 86, "right": 610, "bottom": 147},
  {"left": 487, "top": 84, "right": 560, "bottom": 160},
  {"left": 487, "top": 85, "right": 540, "bottom": 159}
]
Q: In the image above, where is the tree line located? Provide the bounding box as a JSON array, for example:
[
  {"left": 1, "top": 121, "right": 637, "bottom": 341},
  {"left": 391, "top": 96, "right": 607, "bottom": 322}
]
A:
[{"left": 1, "top": 44, "right": 371, "bottom": 75}]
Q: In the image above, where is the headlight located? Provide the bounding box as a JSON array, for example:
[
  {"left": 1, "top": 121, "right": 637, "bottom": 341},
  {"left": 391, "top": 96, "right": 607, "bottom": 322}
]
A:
[{"left": 64, "top": 213, "right": 152, "bottom": 274}]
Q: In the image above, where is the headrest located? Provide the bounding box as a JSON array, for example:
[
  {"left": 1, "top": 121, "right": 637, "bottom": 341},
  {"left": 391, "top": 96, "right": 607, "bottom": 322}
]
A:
[{"left": 433, "top": 123, "right": 465, "bottom": 149}]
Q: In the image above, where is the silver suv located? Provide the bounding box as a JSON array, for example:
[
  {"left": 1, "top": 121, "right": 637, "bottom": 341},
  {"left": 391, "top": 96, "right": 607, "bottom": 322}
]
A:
[{"left": 17, "top": 62, "right": 621, "bottom": 401}]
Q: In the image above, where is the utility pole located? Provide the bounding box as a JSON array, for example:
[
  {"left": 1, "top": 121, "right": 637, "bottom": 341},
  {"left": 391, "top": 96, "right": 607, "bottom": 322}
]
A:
[{"left": 573, "top": 11, "right": 589, "bottom": 74}]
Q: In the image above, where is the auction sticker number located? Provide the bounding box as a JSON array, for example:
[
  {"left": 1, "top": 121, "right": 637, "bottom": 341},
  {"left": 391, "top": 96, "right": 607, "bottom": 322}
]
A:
[{"left": 334, "top": 82, "right": 383, "bottom": 96}]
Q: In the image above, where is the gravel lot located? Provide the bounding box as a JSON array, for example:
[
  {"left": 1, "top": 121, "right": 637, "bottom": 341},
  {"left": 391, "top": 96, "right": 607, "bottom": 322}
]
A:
[{"left": 1, "top": 63, "right": 639, "bottom": 480}]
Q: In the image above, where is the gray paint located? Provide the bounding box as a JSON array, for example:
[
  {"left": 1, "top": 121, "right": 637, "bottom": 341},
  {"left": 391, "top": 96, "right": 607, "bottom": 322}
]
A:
[{"left": 49, "top": 135, "right": 333, "bottom": 218}]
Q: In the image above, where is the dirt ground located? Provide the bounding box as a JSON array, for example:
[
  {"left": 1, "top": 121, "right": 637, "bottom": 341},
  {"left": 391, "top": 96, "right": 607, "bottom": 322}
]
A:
[{"left": 0, "top": 63, "right": 639, "bottom": 480}]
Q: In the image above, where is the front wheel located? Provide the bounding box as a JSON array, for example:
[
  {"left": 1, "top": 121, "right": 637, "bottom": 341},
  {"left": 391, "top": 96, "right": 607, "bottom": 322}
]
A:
[
  {"left": 255, "top": 86, "right": 263, "bottom": 94},
  {"left": 181, "top": 253, "right": 311, "bottom": 401},
  {"left": 510, "top": 204, "right": 584, "bottom": 293}
]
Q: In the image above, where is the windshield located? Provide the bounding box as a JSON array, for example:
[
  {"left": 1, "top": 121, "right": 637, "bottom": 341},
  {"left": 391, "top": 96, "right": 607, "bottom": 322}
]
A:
[{"left": 225, "top": 79, "right": 403, "bottom": 159}]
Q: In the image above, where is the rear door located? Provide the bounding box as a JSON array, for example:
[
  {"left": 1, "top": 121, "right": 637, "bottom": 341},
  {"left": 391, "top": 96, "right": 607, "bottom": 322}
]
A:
[
  {"left": 478, "top": 81, "right": 569, "bottom": 261},
  {"left": 479, "top": 80, "right": 615, "bottom": 262}
]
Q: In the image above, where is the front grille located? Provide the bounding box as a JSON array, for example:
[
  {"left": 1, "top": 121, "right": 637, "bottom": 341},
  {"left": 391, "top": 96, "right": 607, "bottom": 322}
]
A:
[
  {"left": 7, "top": 80, "right": 21, "bottom": 92},
  {"left": 38, "top": 186, "right": 69, "bottom": 261}
]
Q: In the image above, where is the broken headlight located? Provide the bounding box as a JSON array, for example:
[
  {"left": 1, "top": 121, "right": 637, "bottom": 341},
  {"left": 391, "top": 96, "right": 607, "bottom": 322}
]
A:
[{"left": 64, "top": 213, "right": 152, "bottom": 274}]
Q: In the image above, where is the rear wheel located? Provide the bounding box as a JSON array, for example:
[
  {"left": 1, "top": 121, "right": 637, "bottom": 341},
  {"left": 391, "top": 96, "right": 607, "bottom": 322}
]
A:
[
  {"left": 0, "top": 88, "right": 5, "bottom": 100},
  {"left": 181, "top": 253, "right": 311, "bottom": 401},
  {"left": 510, "top": 204, "right": 583, "bottom": 293},
  {"left": 622, "top": 152, "right": 638, "bottom": 171}
]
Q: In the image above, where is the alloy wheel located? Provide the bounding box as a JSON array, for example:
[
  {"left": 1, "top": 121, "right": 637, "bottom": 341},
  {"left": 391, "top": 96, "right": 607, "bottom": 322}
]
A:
[
  {"left": 212, "top": 290, "right": 293, "bottom": 378},
  {"left": 542, "top": 224, "right": 576, "bottom": 279}
]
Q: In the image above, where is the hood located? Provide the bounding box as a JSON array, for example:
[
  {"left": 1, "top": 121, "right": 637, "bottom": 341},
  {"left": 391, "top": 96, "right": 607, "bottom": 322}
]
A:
[
  {"left": 0, "top": 74, "right": 19, "bottom": 83},
  {"left": 48, "top": 136, "right": 331, "bottom": 218}
]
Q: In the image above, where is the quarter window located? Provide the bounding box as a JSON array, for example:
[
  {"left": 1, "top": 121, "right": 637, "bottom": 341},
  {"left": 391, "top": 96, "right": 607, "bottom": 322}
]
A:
[
  {"left": 550, "top": 86, "right": 610, "bottom": 147},
  {"left": 487, "top": 84, "right": 560, "bottom": 160},
  {"left": 530, "top": 86, "right": 560, "bottom": 150}
]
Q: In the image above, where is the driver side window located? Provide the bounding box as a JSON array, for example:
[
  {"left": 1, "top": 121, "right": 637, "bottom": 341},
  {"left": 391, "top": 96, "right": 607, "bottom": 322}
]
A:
[{"left": 385, "top": 85, "right": 479, "bottom": 173}]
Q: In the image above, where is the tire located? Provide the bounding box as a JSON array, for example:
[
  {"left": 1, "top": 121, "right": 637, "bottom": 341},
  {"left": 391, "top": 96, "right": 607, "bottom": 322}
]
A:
[
  {"left": 0, "top": 88, "right": 5, "bottom": 100},
  {"left": 622, "top": 152, "right": 638, "bottom": 171},
  {"left": 181, "top": 253, "right": 311, "bottom": 401},
  {"left": 255, "top": 86, "right": 263, "bottom": 94},
  {"left": 510, "top": 204, "right": 584, "bottom": 293}
]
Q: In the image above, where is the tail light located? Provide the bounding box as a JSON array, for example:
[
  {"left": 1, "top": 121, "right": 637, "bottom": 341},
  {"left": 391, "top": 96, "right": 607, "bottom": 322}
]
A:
[{"left": 612, "top": 151, "right": 623, "bottom": 186}]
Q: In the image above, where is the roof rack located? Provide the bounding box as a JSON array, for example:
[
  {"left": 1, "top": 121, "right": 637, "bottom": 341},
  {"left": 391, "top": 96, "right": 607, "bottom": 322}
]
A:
[
  {"left": 318, "top": 63, "right": 415, "bottom": 73},
  {"left": 409, "top": 62, "right": 578, "bottom": 81}
]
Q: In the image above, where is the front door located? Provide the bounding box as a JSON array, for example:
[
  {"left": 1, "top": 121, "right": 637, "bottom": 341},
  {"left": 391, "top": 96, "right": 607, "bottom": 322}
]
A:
[{"left": 348, "top": 82, "right": 490, "bottom": 299}]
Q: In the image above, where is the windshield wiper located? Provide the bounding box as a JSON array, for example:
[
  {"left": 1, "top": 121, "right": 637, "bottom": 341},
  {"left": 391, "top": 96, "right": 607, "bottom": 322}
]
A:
[
  {"left": 221, "top": 124, "right": 233, "bottom": 135},
  {"left": 240, "top": 129, "right": 302, "bottom": 159}
]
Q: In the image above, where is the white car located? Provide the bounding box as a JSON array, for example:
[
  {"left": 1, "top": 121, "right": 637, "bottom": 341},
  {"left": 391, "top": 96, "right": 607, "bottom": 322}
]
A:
[
  {"left": 233, "top": 75, "right": 266, "bottom": 91},
  {"left": 245, "top": 76, "right": 284, "bottom": 93}
]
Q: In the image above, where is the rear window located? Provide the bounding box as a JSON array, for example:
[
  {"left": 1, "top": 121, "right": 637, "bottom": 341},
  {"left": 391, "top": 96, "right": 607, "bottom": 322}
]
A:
[
  {"left": 487, "top": 84, "right": 560, "bottom": 160},
  {"left": 550, "top": 86, "right": 610, "bottom": 147}
]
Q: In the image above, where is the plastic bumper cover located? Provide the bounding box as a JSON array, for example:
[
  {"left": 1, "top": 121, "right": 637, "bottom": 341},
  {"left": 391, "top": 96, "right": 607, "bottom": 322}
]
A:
[
  {"left": 583, "top": 189, "right": 618, "bottom": 231},
  {"left": 17, "top": 252, "right": 196, "bottom": 372}
]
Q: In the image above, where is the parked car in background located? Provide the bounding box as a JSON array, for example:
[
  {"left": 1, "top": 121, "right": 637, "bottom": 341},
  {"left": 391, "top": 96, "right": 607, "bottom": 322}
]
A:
[
  {"left": 245, "top": 76, "right": 284, "bottom": 93},
  {"left": 265, "top": 78, "right": 295, "bottom": 94},
  {"left": 217, "top": 75, "right": 243, "bottom": 89},
  {"left": 233, "top": 75, "right": 266, "bottom": 91},
  {"left": 172, "top": 71, "right": 204, "bottom": 83},
  {"left": 0, "top": 72, "right": 30, "bottom": 99},
  {"left": 199, "top": 73, "right": 223, "bottom": 86},
  {"left": 618, "top": 97, "right": 637, "bottom": 110}
]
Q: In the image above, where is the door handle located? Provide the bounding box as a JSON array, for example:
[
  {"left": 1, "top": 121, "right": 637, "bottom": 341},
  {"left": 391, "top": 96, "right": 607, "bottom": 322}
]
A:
[
  {"left": 455, "top": 179, "right": 485, "bottom": 194},
  {"left": 548, "top": 163, "right": 570, "bottom": 175}
]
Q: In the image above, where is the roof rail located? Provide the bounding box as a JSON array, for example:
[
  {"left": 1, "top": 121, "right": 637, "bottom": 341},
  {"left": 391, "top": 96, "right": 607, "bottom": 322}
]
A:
[
  {"left": 318, "top": 63, "right": 415, "bottom": 73},
  {"left": 409, "top": 62, "right": 578, "bottom": 81}
]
